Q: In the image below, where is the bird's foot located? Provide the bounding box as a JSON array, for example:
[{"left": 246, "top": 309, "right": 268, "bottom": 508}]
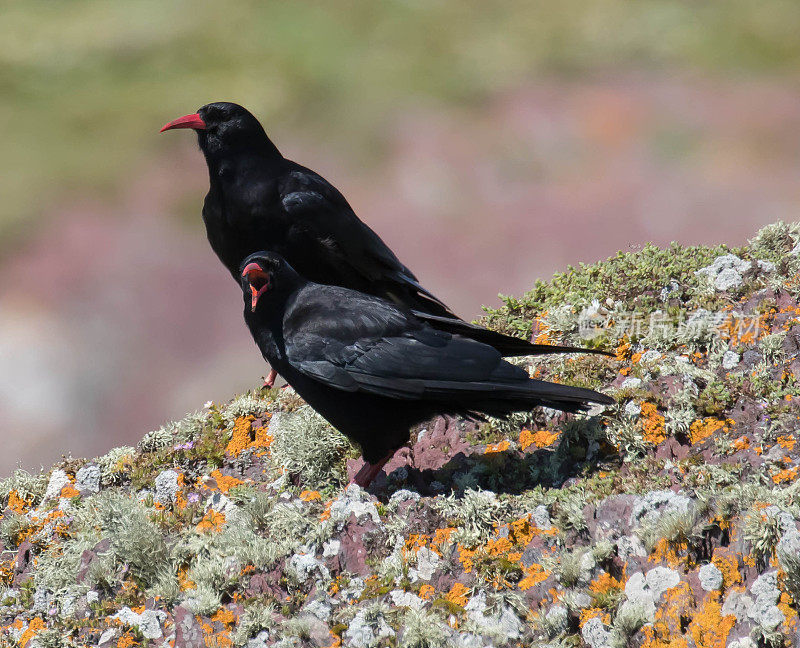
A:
[
  {"left": 263, "top": 369, "right": 278, "bottom": 388},
  {"left": 351, "top": 455, "right": 392, "bottom": 488}
]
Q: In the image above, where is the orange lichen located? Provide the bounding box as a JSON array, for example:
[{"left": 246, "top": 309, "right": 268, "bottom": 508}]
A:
[
  {"left": 208, "top": 469, "right": 244, "bottom": 494},
  {"left": 175, "top": 489, "right": 188, "bottom": 511},
  {"left": 177, "top": 566, "right": 196, "bottom": 591},
  {"left": 7, "top": 490, "right": 30, "bottom": 513},
  {"left": 18, "top": 617, "right": 45, "bottom": 647},
  {"left": 226, "top": 416, "right": 256, "bottom": 456},
  {"left": 200, "top": 616, "right": 233, "bottom": 648},
  {"left": 518, "top": 564, "right": 549, "bottom": 591},
  {"left": 404, "top": 534, "right": 427, "bottom": 558},
  {"left": 731, "top": 435, "right": 750, "bottom": 451},
  {"left": 640, "top": 581, "right": 693, "bottom": 648},
  {"left": 211, "top": 607, "right": 236, "bottom": 626},
  {"left": 418, "top": 584, "right": 435, "bottom": 600},
  {"left": 777, "top": 434, "right": 796, "bottom": 450},
  {"left": 711, "top": 550, "right": 741, "bottom": 588},
  {"left": 531, "top": 314, "right": 552, "bottom": 346},
  {"left": 251, "top": 422, "right": 274, "bottom": 457},
  {"left": 649, "top": 537, "right": 688, "bottom": 569},
  {"left": 59, "top": 483, "right": 80, "bottom": 498},
  {"left": 719, "top": 314, "right": 766, "bottom": 346},
  {"left": 519, "top": 429, "right": 560, "bottom": 450},
  {"left": 457, "top": 545, "right": 477, "bottom": 572},
  {"left": 300, "top": 490, "right": 322, "bottom": 502},
  {"left": 589, "top": 572, "right": 625, "bottom": 594},
  {"left": 509, "top": 515, "right": 538, "bottom": 544},
  {"left": 772, "top": 466, "right": 799, "bottom": 484},
  {"left": 640, "top": 402, "right": 667, "bottom": 446},
  {"left": 688, "top": 418, "right": 732, "bottom": 446},
  {"left": 224, "top": 415, "right": 272, "bottom": 458},
  {"left": 485, "top": 537, "right": 513, "bottom": 556},
  {"left": 117, "top": 635, "right": 138, "bottom": 648},
  {"left": 778, "top": 591, "right": 797, "bottom": 634},
  {"left": 320, "top": 500, "right": 334, "bottom": 521},
  {"left": 196, "top": 509, "right": 226, "bottom": 533},
  {"left": 688, "top": 592, "right": 735, "bottom": 648},
  {"left": 484, "top": 440, "right": 510, "bottom": 454},
  {"left": 0, "top": 559, "right": 14, "bottom": 587},
  {"left": 433, "top": 527, "right": 456, "bottom": 547},
  {"left": 616, "top": 340, "right": 631, "bottom": 361},
  {"left": 445, "top": 582, "right": 470, "bottom": 607},
  {"left": 327, "top": 575, "right": 344, "bottom": 595}
]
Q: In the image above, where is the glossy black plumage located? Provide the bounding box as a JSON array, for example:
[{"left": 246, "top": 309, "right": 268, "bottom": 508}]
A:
[
  {"left": 239, "top": 252, "right": 614, "bottom": 472},
  {"left": 174, "top": 101, "right": 609, "bottom": 359}
]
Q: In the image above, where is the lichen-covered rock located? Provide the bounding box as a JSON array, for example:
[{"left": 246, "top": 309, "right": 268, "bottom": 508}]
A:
[
  {"left": 344, "top": 607, "right": 395, "bottom": 648},
  {"left": 581, "top": 616, "right": 612, "bottom": 648},
  {"left": 698, "top": 562, "right": 723, "bottom": 591},
  {"left": 75, "top": 464, "right": 100, "bottom": 495},
  {"left": 1, "top": 222, "right": 800, "bottom": 646}
]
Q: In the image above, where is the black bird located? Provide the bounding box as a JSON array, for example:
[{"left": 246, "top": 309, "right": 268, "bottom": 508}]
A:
[
  {"left": 239, "top": 252, "right": 614, "bottom": 487},
  {"left": 161, "top": 102, "right": 610, "bottom": 384}
]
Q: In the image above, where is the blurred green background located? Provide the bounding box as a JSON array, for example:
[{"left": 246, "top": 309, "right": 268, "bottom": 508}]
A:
[
  {"left": 1, "top": 0, "right": 799, "bottom": 474},
  {"left": 4, "top": 0, "right": 800, "bottom": 240}
]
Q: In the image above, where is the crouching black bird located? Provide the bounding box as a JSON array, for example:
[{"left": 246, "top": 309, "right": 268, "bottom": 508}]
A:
[
  {"left": 239, "top": 252, "right": 614, "bottom": 487},
  {"left": 161, "top": 102, "right": 610, "bottom": 385}
]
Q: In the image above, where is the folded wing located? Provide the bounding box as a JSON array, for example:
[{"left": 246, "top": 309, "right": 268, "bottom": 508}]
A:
[{"left": 285, "top": 287, "right": 613, "bottom": 411}]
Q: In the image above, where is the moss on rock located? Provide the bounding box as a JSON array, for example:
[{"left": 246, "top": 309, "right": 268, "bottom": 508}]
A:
[{"left": 1, "top": 222, "right": 800, "bottom": 646}]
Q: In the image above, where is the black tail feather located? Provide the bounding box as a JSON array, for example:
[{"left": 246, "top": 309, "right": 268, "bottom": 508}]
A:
[{"left": 412, "top": 311, "right": 613, "bottom": 358}]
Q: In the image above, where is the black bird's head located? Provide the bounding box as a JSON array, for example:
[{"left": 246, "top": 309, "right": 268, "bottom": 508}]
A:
[
  {"left": 161, "top": 102, "right": 280, "bottom": 159},
  {"left": 240, "top": 252, "right": 299, "bottom": 313}
]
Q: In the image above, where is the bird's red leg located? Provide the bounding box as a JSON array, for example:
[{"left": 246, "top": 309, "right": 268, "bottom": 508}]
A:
[
  {"left": 264, "top": 368, "right": 278, "bottom": 388},
  {"left": 351, "top": 454, "right": 392, "bottom": 488}
]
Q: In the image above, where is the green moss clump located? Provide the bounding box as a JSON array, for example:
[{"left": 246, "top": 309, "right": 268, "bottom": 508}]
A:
[{"left": 483, "top": 241, "right": 736, "bottom": 336}]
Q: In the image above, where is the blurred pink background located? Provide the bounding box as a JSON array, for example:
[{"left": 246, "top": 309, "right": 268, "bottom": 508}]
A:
[{"left": 2, "top": 3, "right": 800, "bottom": 475}]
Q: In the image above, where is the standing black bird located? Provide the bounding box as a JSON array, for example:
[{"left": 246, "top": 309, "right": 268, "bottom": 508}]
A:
[
  {"left": 239, "top": 252, "right": 614, "bottom": 487},
  {"left": 161, "top": 102, "right": 610, "bottom": 386}
]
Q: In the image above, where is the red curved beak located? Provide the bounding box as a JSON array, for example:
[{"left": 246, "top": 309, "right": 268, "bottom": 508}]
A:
[
  {"left": 160, "top": 113, "right": 207, "bottom": 133},
  {"left": 242, "top": 263, "right": 270, "bottom": 311}
]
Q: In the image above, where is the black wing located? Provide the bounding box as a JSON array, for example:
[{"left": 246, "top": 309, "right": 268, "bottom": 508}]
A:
[
  {"left": 279, "top": 167, "right": 612, "bottom": 359},
  {"left": 284, "top": 285, "right": 613, "bottom": 408},
  {"left": 278, "top": 168, "right": 455, "bottom": 317}
]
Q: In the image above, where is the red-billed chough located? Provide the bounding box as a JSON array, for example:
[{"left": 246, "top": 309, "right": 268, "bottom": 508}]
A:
[
  {"left": 239, "top": 251, "right": 614, "bottom": 487},
  {"left": 161, "top": 102, "right": 611, "bottom": 378}
]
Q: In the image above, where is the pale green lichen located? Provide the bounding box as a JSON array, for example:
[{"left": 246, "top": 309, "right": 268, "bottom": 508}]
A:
[
  {"left": 611, "top": 601, "right": 649, "bottom": 646},
  {"left": 435, "top": 489, "right": 507, "bottom": 547},
  {"left": 0, "top": 511, "right": 32, "bottom": 549},
  {"left": 0, "top": 469, "right": 48, "bottom": 508},
  {"left": 232, "top": 599, "right": 276, "bottom": 646},
  {"left": 748, "top": 220, "right": 800, "bottom": 264},
  {"left": 399, "top": 608, "right": 450, "bottom": 648},
  {"left": 268, "top": 406, "right": 353, "bottom": 491},
  {"left": 95, "top": 446, "right": 135, "bottom": 486},
  {"left": 138, "top": 410, "right": 208, "bottom": 453},
  {"left": 222, "top": 390, "right": 272, "bottom": 425}
]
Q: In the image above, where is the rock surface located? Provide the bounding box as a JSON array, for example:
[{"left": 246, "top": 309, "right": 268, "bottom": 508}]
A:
[{"left": 0, "top": 222, "right": 799, "bottom": 646}]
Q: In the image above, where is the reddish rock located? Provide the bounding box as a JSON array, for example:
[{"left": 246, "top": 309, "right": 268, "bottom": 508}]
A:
[
  {"left": 76, "top": 538, "right": 111, "bottom": 584},
  {"left": 336, "top": 514, "right": 378, "bottom": 576},
  {"left": 14, "top": 540, "right": 32, "bottom": 574},
  {"left": 173, "top": 606, "right": 204, "bottom": 648},
  {"left": 655, "top": 437, "right": 689, "bottom": 462}
]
